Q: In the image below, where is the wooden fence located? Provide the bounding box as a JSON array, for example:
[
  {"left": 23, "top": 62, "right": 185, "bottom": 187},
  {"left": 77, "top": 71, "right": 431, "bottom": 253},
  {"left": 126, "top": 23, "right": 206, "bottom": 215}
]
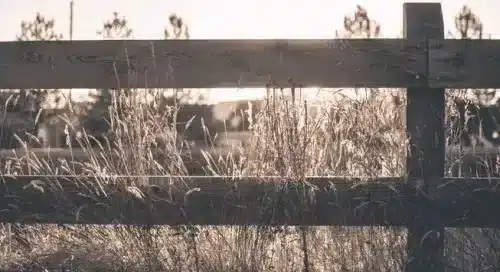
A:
[{"left": 1, "top": 2, "right": 500, "bottom": 271}]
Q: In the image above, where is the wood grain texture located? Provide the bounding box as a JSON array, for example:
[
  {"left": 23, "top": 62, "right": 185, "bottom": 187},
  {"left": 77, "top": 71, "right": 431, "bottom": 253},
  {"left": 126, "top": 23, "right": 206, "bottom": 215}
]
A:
[
  {"left": 0, "top": 39, "right": 425, "bottom": 89},
  {"left": 429, "top": 39, "right": 500, "bottom": 89},
  {"left": 0, "top": 175, "right": 406, "bottom": 226},
  {"left": 0, "top": 175, "right": 499, "bottom": 227},
  {"left": 403, "top": 3, "right": 446, "bottom": 271}
]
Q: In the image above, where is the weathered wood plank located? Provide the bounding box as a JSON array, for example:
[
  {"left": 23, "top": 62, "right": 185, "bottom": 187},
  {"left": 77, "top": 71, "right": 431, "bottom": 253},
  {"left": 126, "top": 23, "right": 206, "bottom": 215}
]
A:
[
  {"left": 1, "top": 175, "right": 499, "bottom": 228},
  {"left": 420, "top": 178, "right": 500, "bottom": 228},
  {"left": 404, "top": 3, "right": 446, "bottom": 271},
  {"left": 0, "top": 176, "right": 406, "bottom": 226},
  {"left": 429, "top": 39, "right": 500, "bottom": 89},
  {"left": 0, "top": 39, "right": 425, "bottom": 89}
]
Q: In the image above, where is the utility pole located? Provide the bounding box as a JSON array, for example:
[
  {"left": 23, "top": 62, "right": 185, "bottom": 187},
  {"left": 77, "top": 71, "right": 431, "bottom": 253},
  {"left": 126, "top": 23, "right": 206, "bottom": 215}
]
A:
[
  {"left": 68, "top": 0, "right": 74, "bottom": 104},
  {"left": 69, "top": 0, "right": 74, "bottom": 40}
]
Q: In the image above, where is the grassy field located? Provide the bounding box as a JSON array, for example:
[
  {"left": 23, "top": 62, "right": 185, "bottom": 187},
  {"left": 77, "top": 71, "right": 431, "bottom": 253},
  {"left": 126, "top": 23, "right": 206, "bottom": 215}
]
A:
[{"left": 0, "top": 87, "right": 499, "bottom": 271}]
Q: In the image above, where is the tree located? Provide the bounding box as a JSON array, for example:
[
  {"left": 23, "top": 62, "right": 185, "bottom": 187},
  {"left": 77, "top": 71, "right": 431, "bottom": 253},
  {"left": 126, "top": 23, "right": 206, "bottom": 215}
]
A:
[
  {"left": 3, "top": 13, "right": 65, "bottom": 148},
  {"left": 16, "top": 14, "right": 64, "bottom": 114},
  {"left": 339, "top": 6, "right": 386, "bottom": 101},
  {"left": 160, "top": 14, "right": 216, "bottom": 141},
  {"left": 341, "top": 5, "right": 381, "bottom": 38},
  {"left": 96, "top": 12, "right": 133, "bottom": 39},
  {"left": 83, "top": 12, "right": 134, "bottom": 140},
  {"left": 455, "top": 5, "right": 483, "bottom": 39},
  {"left": 449, "top": 6, "right": 496, "bottom": 147},
  {"left": 162, "top": 14, "right": 204, "bottom": 101},
  {"left": 164, "top": 14, "right": 190, "bottom": 39},
  {"left": 453, "top": 6, "right": 493, "bottom": 104},
  {"left": 17, "top": 13, "right": 63, "bottom": 41}
]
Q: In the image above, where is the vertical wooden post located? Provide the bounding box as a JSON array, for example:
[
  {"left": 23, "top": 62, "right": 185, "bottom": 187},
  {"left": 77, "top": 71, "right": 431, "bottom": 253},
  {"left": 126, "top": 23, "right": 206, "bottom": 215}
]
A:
[{"left": 404, "top": 3, "right": 445, "bottom": 271}]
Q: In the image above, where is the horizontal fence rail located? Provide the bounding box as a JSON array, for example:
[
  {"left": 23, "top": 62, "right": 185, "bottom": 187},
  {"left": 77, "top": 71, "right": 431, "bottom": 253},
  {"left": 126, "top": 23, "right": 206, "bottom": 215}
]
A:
[
  {"left": 429, "top": 39, "right": 500, "bottom": 88},
  {"left": 1, "top": 175, "right": 499, "bottom": 228},
  {"left": 0, "top": 39, "right": 425, "bottom": 89},
  {"left": 1, "top": 38, "right": 500, "bottom": 90}
]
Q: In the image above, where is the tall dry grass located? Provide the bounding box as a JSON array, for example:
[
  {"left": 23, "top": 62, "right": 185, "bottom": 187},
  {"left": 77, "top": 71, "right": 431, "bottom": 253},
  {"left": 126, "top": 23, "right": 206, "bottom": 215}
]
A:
[{"left": 0, "top": 82, "right": 498, "bottom": 270}]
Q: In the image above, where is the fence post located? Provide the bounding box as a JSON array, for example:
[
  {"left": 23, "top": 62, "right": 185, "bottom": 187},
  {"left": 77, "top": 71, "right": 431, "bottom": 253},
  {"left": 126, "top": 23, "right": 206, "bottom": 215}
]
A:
[{"left": 404, "top": 3, "right": 445, "bottom": 272}]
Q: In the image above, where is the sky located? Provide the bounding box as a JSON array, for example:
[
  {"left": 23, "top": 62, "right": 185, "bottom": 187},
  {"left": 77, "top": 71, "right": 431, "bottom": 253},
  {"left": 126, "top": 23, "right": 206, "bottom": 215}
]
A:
[{"left": 1, "top": 0, "right": 499, "bottom": 103}]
